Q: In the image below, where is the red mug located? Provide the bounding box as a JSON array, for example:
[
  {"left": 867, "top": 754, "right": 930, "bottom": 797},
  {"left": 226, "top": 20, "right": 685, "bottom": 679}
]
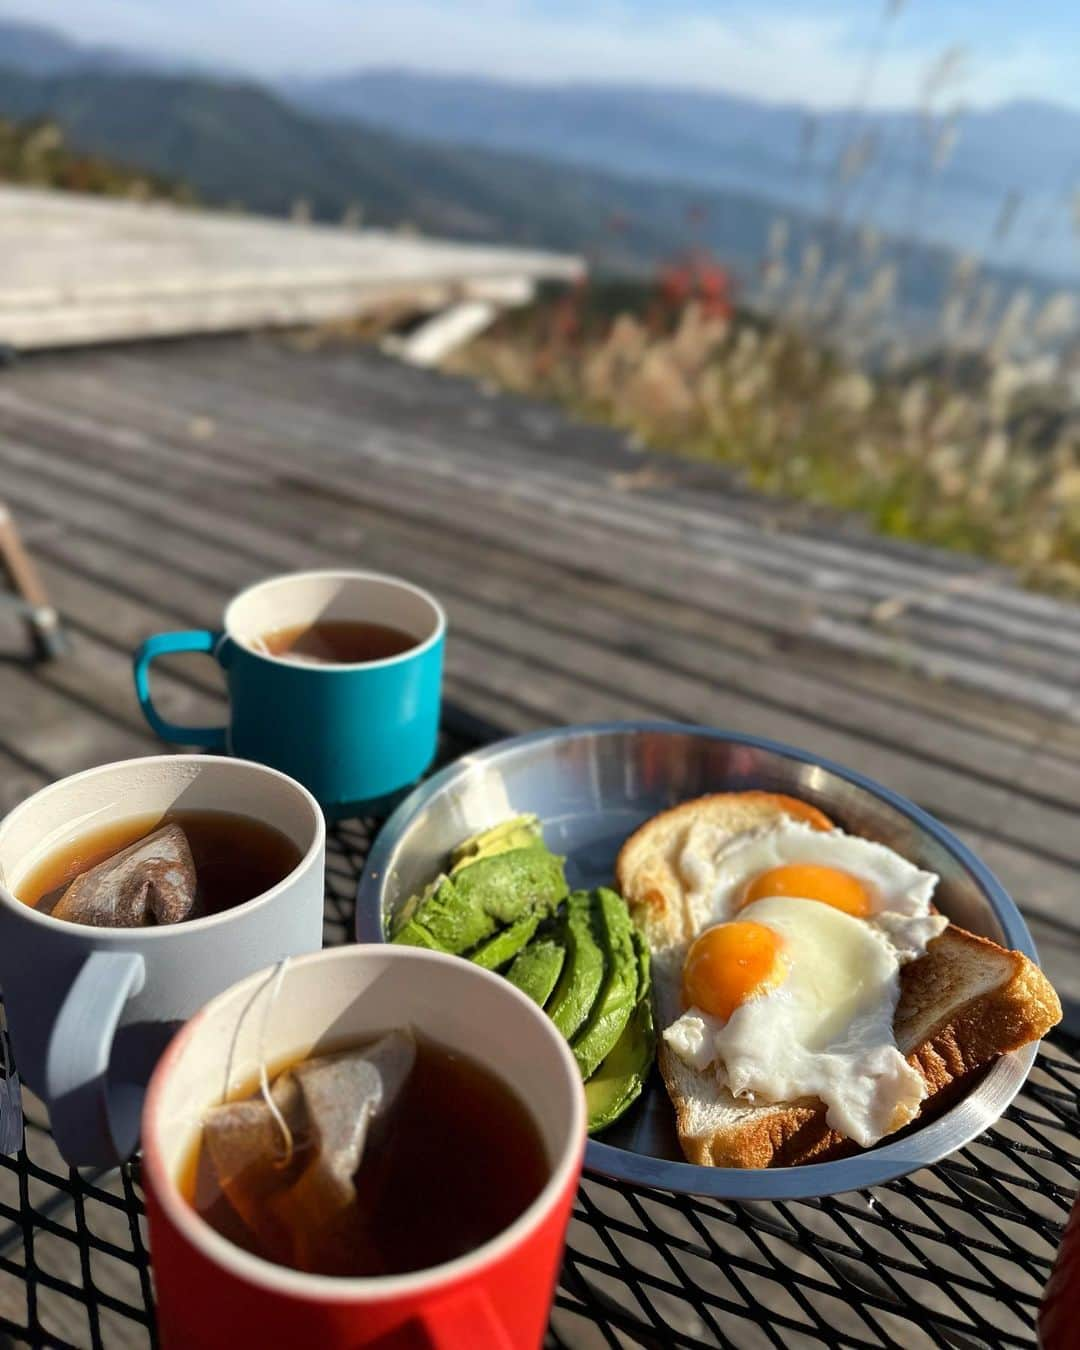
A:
[
  {"left": 141, "top": 945, "right": 587, "bottom": 1349},
  {"left": 1040, "top": 1189, "right": 1080, "bottom": 1349}
]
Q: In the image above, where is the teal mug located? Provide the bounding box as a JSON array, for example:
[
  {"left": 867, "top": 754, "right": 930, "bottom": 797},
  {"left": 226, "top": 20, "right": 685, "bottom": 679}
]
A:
[{"left": 134, "top": 571, "right": 446, "bottom": 817}]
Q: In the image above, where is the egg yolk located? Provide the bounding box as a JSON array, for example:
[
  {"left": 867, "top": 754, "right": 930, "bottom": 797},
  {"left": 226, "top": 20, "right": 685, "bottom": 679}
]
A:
[
  {"left": 682, "top": 921, "right": 786, "bottom": 1021},
  {"left": 738, "top": 863, "right": 873, "bottom": 917}
]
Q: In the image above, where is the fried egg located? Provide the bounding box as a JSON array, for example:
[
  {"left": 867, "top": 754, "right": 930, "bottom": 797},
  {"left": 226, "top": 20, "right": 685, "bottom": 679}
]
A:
[
  {"left": 679, "top": 817, "right": 943, "bottom": 957},
  {"left": 663, "top": 820, "right": 948, "bottom": 1147}
]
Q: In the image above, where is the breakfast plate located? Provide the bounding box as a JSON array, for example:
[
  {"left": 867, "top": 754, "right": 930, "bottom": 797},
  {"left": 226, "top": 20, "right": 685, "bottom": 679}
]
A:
[{"left": 356, "top": 722, "right": 1041, "bottom": 1200}]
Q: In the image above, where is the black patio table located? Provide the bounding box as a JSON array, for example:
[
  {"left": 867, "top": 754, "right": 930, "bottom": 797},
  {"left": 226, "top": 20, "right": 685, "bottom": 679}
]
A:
[{"left": 1, "top": 715, "right": 1077, "bottom": 1350}]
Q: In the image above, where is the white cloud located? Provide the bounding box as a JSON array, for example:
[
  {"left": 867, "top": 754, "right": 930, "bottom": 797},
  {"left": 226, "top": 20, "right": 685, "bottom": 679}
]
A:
[{"left": 6, "top": 0, "right": 1075, "bottom": 110}]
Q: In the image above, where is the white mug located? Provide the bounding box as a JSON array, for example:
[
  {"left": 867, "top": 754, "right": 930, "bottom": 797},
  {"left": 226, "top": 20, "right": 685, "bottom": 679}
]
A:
[{"left": 0, "top": 755, "right": 326, "bottom": 1168}]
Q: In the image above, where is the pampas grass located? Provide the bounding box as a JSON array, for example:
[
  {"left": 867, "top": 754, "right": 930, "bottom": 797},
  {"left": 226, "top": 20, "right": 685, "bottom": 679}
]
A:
[{"left": 447, "top": 281, "right": 1080, "bottom": 597}]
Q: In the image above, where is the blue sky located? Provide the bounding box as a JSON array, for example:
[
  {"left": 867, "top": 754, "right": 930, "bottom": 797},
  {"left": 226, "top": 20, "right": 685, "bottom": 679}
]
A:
[{"left": 6, "top": 0, "right": 1079, "bottom": 109}]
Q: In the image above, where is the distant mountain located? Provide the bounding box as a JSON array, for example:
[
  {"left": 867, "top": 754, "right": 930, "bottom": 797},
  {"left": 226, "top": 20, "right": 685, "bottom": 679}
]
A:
[
  {"left": 0, "top": 16, "right": 226, "bottom": 78},
  {"left": 0, "top": 63, "right": 1062, "bottom": 328},
  {"left": 0, "top": 16, "right": 177, "bottom": 75},
  {"left": 0, "top": 66, "right": 707, "bottom": 260},
  {"left": 285, "top": 70, "right": 1080, "bottom": 282},
  {"left": 3, "top": 17, "right": 1078, "bottom": 281}
]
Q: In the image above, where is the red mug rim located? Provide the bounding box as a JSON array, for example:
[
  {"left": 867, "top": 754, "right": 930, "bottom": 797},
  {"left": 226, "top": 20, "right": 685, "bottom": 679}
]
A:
[{"left": 141, "top": 945, "right": 587, "bottom": 1302}]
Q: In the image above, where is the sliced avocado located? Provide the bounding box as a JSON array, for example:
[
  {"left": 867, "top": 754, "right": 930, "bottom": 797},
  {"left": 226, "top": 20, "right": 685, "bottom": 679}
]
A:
[
  {"left": 506, "top": 935, "right": 566, "bottom": 1007},
  {"left": 392, "top": 844, "right": 566, "bottom": 954},
  {"left": 450, "top": 814, "right": 542, "bottom": 873},
  {"left": 585, "top": 994, "right": 655, "bottom": 1132},
  {"left": 468, "top": 911, "right": 542, "bottom": 971},
  {"left": 546, "top": 891, "right": 606, "bottom": 1042},
  {"left": 586, "top": 932, "right": 656, "bottom": 1134},
  {"left": 389, "top": 872, "right": 443, "bottom": 938},
  {"left": 390, "top": 874, "right": 484, "bottom": 952},
  {"left": 450, "top": 842, "right": 566, "bottom": 920},
  {"left": 571, "top": 889, "right": 637, "bottom": 1080}
]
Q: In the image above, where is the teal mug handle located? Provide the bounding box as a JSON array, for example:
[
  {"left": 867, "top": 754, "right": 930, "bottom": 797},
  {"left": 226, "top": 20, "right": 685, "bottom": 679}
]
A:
[{"left": 133, "top": 630, "right": 228, "bottom": 749}]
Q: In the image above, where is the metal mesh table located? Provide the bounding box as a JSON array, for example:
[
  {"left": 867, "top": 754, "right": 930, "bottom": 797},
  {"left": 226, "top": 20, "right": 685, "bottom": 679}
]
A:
[{"left": 2, "top": 725, "right": 1078, "bottom": 1350}]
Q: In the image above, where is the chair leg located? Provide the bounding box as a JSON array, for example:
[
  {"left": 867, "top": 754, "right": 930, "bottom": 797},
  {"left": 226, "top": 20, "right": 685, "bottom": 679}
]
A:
[{"left": 0, "top": 504, "right": 66, "bottom": 661}]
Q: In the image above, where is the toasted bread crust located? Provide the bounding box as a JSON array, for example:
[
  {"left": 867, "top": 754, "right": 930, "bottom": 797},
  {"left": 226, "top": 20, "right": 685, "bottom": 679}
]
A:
[
  {"left": 672, "top": 927, "right": 1062, "bottom": 1169},
  {"left": 901, "top": 928, "right": 1061, "bottom": 1095},
  {"left": 616, "top": 792, "right": 835, "bottom": 950},
  {"left": 619, "top": 793, "right": 1062, "bottom": 1170}
]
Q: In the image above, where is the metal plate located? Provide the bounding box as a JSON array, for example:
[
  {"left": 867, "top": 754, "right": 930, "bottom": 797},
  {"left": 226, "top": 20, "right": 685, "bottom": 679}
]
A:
[{"left": 356, "top": 721, "right": 1041, "bottom": 1200}]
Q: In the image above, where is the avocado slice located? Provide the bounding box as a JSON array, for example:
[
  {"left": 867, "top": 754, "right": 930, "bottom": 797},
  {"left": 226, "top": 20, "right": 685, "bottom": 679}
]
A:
[
  {"left": 586, "top": 932, "right": 656, "bottom": 1134},
  {"left": 546, "top": 891, "right": 606, "bottom": 1042},
  {"left": 571, "top": 889, "right": 638, "bottom": 1080},
  {"left": 392, "top": 843, "right": 566, "bottom": 953},
  {"left": 388, "top": 872, "right": 442, "bottom": 938},
  {"left": 468, "top": 910, "right": 542, "bottom": 971},
  {"left": 450, "top": 814, "right": 542, "bottom": 873},
  {"left": 389, "top": 873, "right": 476, "bottom": 950},
  {"left": 506, "top": 934, "right": 566, "bottom": 1007}
]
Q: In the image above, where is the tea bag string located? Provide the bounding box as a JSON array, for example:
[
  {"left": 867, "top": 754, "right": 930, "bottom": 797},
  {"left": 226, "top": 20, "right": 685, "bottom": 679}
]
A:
[{"left": 258, "top": 959, "right": 295, "bottom": 1167}]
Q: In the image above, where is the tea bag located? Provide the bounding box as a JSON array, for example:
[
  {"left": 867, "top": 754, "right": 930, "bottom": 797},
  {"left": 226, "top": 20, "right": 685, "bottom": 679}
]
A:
[
  {"left": 51, "top": 823, "right": 198, "bottom": 927},
  {"left": 276, "top": 1031, "right": 417, "bottom": 1234},
  {"left": 203, "top": 1030, "right": 417, "bottom": 1265},
  {"left": 202, "top": 1072, "right": 304, "bottom": 1232}
]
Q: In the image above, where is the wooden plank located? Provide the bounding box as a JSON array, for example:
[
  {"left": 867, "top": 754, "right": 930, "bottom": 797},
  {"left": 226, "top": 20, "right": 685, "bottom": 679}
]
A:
[
  {"left": 11, "top": 365, "right": 1080, "bottom": 719},
  {"left": 6, "top": 361, "right": 1080, "bottom": 787},
  {"left": 14, "top": 350, "right": 1080, "bottom": 756},
  {"left": 21, "top": 435, "right": 1080, "bottom": 819},
  {"left": 9, "top": 348, "right": 1003, "bottom": 599},
  {"left": 2, "top": 423, "right": 1079, "bottom": 895},
  {"left": 43, "top": 347, "right": 1080, "bottom": 676},
  {"left": 0, "top": 639, "right": 151, "bottom": 781},
  {"left": 132, "top": 341, "right": 1080, "bottom": 637},
  {"left": 2, "top": 380, "right": 1080, "bottom": 788},
  {"left": 0, "top": 741, "right": 49, "bottom": 815},
  {"left": 0, "top": 186, "right": 583, "bottom": 351}
]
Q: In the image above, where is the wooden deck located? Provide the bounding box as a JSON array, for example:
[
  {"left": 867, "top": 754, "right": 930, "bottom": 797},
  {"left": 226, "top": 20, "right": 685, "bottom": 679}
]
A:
[
  {"left": 0, "top": 186, "right": 582, "bottom": 350},
  {"left": 0, "top": 333, "right": 1077, "bottom": 1019}
]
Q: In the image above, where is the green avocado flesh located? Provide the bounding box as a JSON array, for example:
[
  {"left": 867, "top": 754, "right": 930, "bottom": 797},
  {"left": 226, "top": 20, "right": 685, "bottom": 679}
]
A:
[
  {"left": 387, "top": 872, "right": 440, "bottom": 938},
  {"left": 450, "top": 814, "right": 542, "bottom": 873},
  {"left": 585, "top": 931, "right": 656, "bottom": 1134},
  {"left": 571, "top": 888, "right": 638, "bottom": 1080},
  {"left": 390, "top": 816, "right": 655, "bottom": 1137},
  {"left": 468, "top": 911, "right": 542, "bottom": 971},
  {"left": 546, "top": 891, "right": 606, "bottom": 1042},
  {"left": 506, "top": 935, "right": 566, "bottom": 1006},
  {"left": 392, "top": 843, "right": 566, "bottom": 953}
]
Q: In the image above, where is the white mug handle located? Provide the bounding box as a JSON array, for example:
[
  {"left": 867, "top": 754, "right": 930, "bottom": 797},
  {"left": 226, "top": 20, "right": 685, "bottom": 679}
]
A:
[{"left": 45, "top": 951, "right": 147, "bottom": 1167}]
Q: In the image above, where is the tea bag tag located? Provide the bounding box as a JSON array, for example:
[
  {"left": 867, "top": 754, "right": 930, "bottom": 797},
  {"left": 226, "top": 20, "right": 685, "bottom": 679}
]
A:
[{"left": 0, "top": 1023, "right": 24, "bottom": 1156}]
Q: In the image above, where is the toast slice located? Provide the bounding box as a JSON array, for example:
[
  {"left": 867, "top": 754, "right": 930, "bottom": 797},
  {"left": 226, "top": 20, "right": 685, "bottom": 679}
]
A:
[
  {"left": 616, "top": 793, "right": 1062, "bottom": 1169},
  {"left": 616, "top": 792, "right": 834, "bottom": 955}
]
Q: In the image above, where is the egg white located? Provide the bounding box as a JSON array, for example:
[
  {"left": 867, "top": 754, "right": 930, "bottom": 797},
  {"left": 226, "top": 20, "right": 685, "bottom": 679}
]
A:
[
  {"left": 664, "top": 897, "right": 934, "bottom": 1146},
  {"left": 679, "top": 816, "right": 939, "bottom": 935},
  {"left": 664, "top": 820, "right": 948, "bottom": 1148}
]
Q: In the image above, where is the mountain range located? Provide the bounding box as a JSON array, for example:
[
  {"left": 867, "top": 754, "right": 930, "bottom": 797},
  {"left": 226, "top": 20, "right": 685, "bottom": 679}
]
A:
[
  {"left": 0, "top": 14, "right": 208, "bottom": 76},
  {"left": 286, "top": 70, "right": 1080, "bottom": 282},
  {"left": 0, "top": 15, "right": 1075, "bottom": 307}
]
